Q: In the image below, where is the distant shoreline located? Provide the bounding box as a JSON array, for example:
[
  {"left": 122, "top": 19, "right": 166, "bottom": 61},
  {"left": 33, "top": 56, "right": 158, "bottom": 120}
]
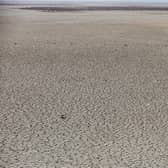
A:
[{"left": 20, "top": 6, "right": 168, "bottom": 12}]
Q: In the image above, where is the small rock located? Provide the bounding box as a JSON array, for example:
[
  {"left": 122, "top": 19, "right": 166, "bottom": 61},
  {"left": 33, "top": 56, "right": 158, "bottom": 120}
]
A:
[{"left": 60, "top": 114, "right": 66, "bottom": 120}]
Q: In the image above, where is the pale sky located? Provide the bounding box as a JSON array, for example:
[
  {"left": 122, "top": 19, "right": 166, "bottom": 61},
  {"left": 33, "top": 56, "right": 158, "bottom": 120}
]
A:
[
  {"left": 1, "top": 0, "right": 168, "bottom": 4},
  {"left": 1, "top": 0, "right": 168, "bottom": 2}
]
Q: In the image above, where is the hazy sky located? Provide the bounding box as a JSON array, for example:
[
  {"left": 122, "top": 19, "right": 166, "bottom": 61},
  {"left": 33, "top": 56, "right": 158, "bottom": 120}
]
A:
[
  {"left": 1, "top": 0, "right": 168, "bottom": 4},
  {"left": 1, "top": 0, "right": 168, "bottom": 2}
]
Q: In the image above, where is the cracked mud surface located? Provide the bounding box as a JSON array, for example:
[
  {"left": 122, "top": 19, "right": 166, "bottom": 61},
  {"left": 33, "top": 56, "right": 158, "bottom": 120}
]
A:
[{"left": 1, "top": 7, "right": 168, "bottom": 168}]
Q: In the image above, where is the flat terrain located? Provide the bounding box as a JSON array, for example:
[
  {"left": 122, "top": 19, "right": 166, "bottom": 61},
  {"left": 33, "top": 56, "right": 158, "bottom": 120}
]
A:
[
  {"left": 21, "top": 6, "right": 168, "bottom": 12},
  {"left": 1, "top": 6, "right": 168, "bottom": 168}
]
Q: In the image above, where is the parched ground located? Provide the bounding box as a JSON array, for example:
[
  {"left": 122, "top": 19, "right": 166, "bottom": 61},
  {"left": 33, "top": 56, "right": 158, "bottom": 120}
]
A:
[{"left": 1, "top": 6, "right": 168, "bottom": 168}]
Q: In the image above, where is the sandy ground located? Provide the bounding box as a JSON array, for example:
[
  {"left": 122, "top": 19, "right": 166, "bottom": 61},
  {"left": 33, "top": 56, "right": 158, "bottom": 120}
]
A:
[{"left": 1, "top": 6, "right": 168, "bottom": 168}]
